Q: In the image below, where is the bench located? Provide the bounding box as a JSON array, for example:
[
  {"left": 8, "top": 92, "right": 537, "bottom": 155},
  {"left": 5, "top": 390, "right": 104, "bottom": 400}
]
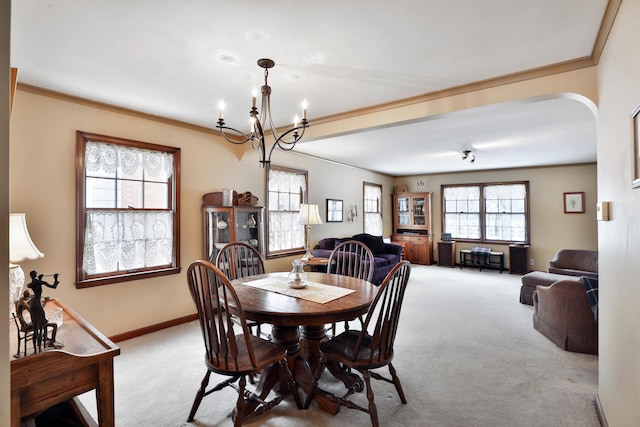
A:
[{"left": 460, "top": 249, "right": 504, "bottom": 273}]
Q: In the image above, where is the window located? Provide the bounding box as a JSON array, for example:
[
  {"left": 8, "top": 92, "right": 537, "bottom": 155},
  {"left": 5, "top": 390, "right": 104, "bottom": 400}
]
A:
[
  {"left": 442, "top": 182, "right": 528, "bottom": 243},
  {"left": 76, "top": 131, "right": 181, "bottom": 288},
  {"left": 363, "top": 182, "right": 383, "bottom": 236},
  {"left": 266, "top": 165, "right": 307, "bottom": 257}
]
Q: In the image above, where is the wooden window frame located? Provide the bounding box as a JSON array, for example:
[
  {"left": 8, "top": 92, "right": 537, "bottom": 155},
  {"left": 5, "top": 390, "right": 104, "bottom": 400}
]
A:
[
  {"left": 441, "top": 181, "right": 530, "bottom": 244},
  {"left": 75, "top": 131, "right": 181, "bottom": 288},
  {"left": 265, "top": 164, "right": 308, "bottom": 258},
  {"left": 363, "top": 181, "right": 383, "bottom": 236}
]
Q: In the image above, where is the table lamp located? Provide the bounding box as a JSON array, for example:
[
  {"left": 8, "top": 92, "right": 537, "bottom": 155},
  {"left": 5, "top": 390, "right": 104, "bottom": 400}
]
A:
[
  {"left": 9, "top": 213, "right": 44, "bottom": 316},
  {"left": 299, "top": 204, "right": 323, "bottom": 261}
]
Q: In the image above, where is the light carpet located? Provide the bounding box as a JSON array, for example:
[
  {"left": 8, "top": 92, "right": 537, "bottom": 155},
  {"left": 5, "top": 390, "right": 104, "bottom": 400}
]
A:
[{"left": 79, "top": 265, "right": 599, "bottom": 427}]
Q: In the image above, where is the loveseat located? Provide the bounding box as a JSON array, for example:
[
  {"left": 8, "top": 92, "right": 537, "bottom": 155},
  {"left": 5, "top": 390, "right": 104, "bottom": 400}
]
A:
[
  {"left": 520, "top": 249, "right": 598, "bottom": 305},
  {"left": 311, "top": 234, "right": 403, "bottom": 285}
]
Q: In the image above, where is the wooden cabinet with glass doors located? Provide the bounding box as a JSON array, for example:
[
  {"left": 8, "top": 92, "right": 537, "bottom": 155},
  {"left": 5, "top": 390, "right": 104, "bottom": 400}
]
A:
[
  {"left": 202, "top": 196, "right": 264, "bottom": 262},
  {"left": 392, "top": 192, "right": 433, "bottom": 264}
]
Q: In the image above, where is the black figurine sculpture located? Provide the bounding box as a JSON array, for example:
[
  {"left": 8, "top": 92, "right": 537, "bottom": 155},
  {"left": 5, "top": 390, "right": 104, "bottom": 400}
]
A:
[{"left": 23, "top": 270, "right": 63, "bottom": 352}]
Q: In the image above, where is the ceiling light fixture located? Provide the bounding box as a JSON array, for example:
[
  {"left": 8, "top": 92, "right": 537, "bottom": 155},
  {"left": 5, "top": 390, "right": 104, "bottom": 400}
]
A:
[
  {"left": 216, "top": 58, "right": 309, "bottom": 167},
  {"left": 461, "top": 150, "right": 476, "bottom": 164}
]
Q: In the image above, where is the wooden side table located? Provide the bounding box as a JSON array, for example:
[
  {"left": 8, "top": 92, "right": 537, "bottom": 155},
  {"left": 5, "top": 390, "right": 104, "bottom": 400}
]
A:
[
  {"left": 10, "top": 299, "right": 120, "bottom": 427},
  {"left": 438, "top": 241, "right": 456, "bottom": 267},
  {"left": 301, "top": 257, "right": 333, "bottom": 272}
]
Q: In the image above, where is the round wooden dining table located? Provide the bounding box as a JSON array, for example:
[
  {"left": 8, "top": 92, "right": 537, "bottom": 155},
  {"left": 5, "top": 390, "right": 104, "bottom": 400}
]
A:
[{"left": 229, "top": 271, "right": 378, "bottom": 414}]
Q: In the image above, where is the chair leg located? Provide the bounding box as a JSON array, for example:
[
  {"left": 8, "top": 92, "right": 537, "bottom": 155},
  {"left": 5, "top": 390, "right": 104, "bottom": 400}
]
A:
[
  {"left": 187, "top": 370, "right": 211, "bottom": 422},
  {"left": 305, "top": 354, "right": 326, "bottom": 409},
  {"left": 233, "top": 375, "right": 246, "bottom": 427},
  {"left": 388, "top": 363, "right": 407, "bottom": 404},
  {"left": 280, "top": 357, "right": 301, "bottom": 408},
  {"left": 363, "top": 370, "right": 379, "bottom": 427}
]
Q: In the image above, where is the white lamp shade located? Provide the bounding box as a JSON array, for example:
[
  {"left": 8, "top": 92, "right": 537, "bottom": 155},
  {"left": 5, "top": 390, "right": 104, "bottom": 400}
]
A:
[
  {"left": 10, "top": 213, "right": 44, "bottom": 264},
  {"left": 299, "top": 204, "right": 323, "bottom": 225}
]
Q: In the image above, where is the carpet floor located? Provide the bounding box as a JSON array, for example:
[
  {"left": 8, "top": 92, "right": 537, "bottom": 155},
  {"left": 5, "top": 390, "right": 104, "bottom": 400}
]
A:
[{"left": 79, "top": 265, "right": 599, "bottom": 427}]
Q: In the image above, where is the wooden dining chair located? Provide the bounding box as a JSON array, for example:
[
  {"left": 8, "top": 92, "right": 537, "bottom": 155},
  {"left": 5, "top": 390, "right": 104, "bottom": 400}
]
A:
[
  {"left": 186, "top": 260, "right": 297, "bottom": 426},
  {"left": 328, "top": 239, "right": 375, "bottom": 283},
  {"left": 215, "top": 242, "right": 268, "bottom": 339},
  {"left": 307, "top": 260, "right": 411, "bottom": 427},
  {"left": 327, "top": 240, "right": 375, "bottom": 335}
]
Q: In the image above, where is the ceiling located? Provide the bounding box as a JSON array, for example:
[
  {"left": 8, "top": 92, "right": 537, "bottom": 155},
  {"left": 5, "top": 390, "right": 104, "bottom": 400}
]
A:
[{"left": 10, "top": 1, "right": 610, "bottom": 176}]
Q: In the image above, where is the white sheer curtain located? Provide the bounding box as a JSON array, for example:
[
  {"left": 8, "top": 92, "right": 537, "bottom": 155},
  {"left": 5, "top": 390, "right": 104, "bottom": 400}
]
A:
[
  {"left": 83, "top": 211, "right": 173, "bottom": 274},
  {"left": 83, "top": 141, "right": 174, "bottom": 275},
  {"left": 85, "top": 141, "right": 173, "bottom": 181},
  {"left": 364, "top": 184, "right": 383, "bottom": 236},
  {"left": 268, "top": 169, "right": 306, "bottom": 251}
]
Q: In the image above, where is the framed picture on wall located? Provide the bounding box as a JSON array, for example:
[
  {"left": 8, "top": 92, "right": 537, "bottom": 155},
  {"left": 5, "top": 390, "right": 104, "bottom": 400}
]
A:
[
  {"left": 632, "top": 101, "right": 640, "bottom": 188},
  {"left": 326, "top": 199, "right": 343, "bottom": 222},
  {"left": 564, "top": 192, "right": 585, "bottom": 214}
]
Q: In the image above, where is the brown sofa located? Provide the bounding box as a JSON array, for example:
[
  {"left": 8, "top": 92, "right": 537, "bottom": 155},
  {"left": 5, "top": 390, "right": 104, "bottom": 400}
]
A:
[
  {"left": 533, "top": 279, "right": 598, "bottom": 354},
  {"left": 520, "top": 249, "right": 598, "bottom": 305},
  {"left": 548, "top": 249, "right": 598, "bottom": 278}
]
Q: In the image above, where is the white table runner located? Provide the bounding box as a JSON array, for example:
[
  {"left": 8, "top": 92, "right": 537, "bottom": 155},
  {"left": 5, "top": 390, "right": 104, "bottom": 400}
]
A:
[{"left": 242, "top": 276, "right": 355, "bottom": 304}]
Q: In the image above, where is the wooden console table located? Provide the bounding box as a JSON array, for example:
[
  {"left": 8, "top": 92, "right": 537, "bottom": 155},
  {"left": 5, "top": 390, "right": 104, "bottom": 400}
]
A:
[{"left": 10, "top": 299, "right": 120, "bottom": 427}]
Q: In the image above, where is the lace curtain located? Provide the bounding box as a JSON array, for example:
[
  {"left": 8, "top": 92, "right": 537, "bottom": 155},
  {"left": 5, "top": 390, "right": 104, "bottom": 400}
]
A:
[
  {"left": 268, "top": 169, "right": 307, "bottom": 251},
  {"left": 83, "top": 211, "right": 173, "bottom": 274},
  {"left": 83, "top": 141, "right": 174, "bottom": 275},
  {"left": 85, "top": 141, "right": 173, "bottom": 181},
  {"left": 364, "top": 184, "right": 383, "bottom": 236}
]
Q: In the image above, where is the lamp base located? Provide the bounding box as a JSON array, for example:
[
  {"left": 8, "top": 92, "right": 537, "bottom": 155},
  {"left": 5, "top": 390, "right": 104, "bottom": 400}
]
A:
[
  {"left": 302, "top": 224, "right": 314, "bottom": 261},
  {"left": 9, "top": 265, "right": 25, "bottom": 318}
]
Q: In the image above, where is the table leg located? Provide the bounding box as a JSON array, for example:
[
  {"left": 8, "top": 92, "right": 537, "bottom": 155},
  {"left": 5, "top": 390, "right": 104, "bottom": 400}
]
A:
[
  {"left": 300, "top": 325, "right": 362, "bottom": 406},
  {"left": 11, "top": 389, "right": 20, "bottom": 427},
  {"left": 241, "top": 324, "right": 347, "bottom": 416},
  {"left": 96, "top": 359, "right": 115, "bottom": 427},
  {"left": 239, "top": 324, "right": 323, "bottom": 415}
]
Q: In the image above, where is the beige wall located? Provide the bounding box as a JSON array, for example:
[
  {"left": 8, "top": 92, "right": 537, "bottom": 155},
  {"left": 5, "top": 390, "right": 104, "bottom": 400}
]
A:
[
  {"left": 394, "top": 163, "right": 598, "bottom": 271},
  {"left": 8, "top": 88, "right": 394, "bottom": 337},
  {"left": 596, "top": 0, "right": 640, "bottom": 424}
]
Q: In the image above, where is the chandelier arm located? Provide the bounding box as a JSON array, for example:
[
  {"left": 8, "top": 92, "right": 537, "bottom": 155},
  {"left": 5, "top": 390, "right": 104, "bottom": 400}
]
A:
[
  {"left": 266, "top": 123, "right": 309, "bottom": 163},
  {"left": 274, "top": 124, "right": 308, "bottom": 148},
  {"left": 216, "top": 124, "right": 254, "bottom": 145},
  {"left": 263, "top": 90, "right": 283, "bottom": 143},
  {"left": 253, "top": 119, "right": 267, "bottom": 165}
]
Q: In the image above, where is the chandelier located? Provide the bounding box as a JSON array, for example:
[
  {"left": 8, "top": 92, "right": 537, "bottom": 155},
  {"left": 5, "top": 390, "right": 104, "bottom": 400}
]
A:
[{"left": 216, "top": 58, "right": 309, "bottom": 167}]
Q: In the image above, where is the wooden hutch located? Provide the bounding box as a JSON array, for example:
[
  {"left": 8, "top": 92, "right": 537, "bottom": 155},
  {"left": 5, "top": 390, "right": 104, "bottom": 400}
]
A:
[
  {"left": 202, "top": 192, "right": 265, "bottom": 262},
  {"left": 392, "top": 192, "right": 433, "bottom": 265}
]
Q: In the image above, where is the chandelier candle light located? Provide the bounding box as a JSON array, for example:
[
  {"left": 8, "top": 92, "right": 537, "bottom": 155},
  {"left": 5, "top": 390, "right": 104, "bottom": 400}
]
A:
[
  {"left": 216, "top": 58, "right": 309, "bottom": 167},
  {"left": 299, "top": 204, "right": 323, "bottom": 261}
]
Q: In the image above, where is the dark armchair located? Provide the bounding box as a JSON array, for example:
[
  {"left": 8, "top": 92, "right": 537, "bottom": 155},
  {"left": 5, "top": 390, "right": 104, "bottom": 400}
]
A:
[{"left": 533, "top": 279, "right": 598, "bottom": 355}]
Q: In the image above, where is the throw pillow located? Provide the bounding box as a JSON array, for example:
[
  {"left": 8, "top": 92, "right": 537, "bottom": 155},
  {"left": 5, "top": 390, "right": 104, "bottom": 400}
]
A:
[
  {"left": 580, "top": 276, "right": 598, "bottom": 322},
  {"left": 317, "top": 238, "right": 336, "bottom": 250},
  {"left": 352, "top": 233, "right": 385, "bottom": 254}
]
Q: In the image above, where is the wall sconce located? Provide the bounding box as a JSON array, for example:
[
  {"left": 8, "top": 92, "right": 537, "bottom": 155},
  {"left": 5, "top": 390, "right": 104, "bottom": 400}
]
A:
[{"left": 347, "top": 205, "right": 358, "bottom": 222}]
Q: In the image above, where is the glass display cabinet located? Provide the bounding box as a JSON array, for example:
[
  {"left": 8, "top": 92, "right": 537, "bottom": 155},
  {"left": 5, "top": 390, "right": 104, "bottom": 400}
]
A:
[
  {"left": 202, "top": 196, "right": 264, "bottom": 262},
  {"left": 392, "top": 192, "right": 433, "bottom": 264}
]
